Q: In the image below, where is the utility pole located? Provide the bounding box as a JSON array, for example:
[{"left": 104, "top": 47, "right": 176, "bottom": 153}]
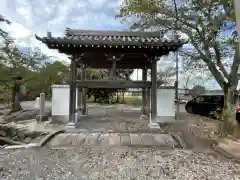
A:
[
  {"left": 234, "top": 0, "right": 240, "bottom": 93},
  {"left": 234, "top": 0, "right": 240, "bottom": 45},
  {"left": 173, "top": 0, "right": 180, "bottom": 120}
]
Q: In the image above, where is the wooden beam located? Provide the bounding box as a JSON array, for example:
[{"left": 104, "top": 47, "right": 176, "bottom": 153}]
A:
[
  {"left": 56, "top": 45, "right": 172, "bottom": 57},
  {"left": 76, "top": 80, "right": 151, "bottom": 88}
]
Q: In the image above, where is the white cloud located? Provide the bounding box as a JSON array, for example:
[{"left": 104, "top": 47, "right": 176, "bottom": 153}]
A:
[
  {"left": 16, "top": 7, "right": 32, "bottom": 22},
  {"left": 1, "top": 0, "right": 124, "bottom": 62},
  {"left": 6, "top": 22, "right": 32, "bottom": 40}
]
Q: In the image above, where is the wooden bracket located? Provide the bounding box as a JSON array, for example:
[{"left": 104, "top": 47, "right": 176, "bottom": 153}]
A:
[
  {"left": 148, "top": 56, "right": 158, "bottom": 63},
  {"left": 104, "top": 54, "right": 124, "bottom": 80},
  {"left": 104, "top": 53, "right": 124, "bottom": 61}
]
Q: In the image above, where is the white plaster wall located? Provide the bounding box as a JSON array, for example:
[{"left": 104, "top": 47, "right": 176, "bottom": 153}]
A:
[
  {"left": 52, "top": 85, "right": 78, "bottom": 116},
  {"left": 157, "top": 88, "right": 175, "bottom": 117}
]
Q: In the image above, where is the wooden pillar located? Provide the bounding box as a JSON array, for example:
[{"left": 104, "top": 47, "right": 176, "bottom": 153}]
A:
[
  {"left": 149, "top": 58, "right": 160, "bottom": 128},
  {"left": 147, "top": 87, "right": 151, "bottom": 112},
  {"left": 77, "top": 65, "right": 83, "bottom": 115},
  {"left": 67, "top": 57, "right": 77, "bottom": 127},
  {"left": 110, "top": 57, "right": 117, "bottom": 79},
  {"left": 82, "top": 65, "right": 87, "bottom": 115},
  {"left": 141, "top": 67, "right": 147, "bottom": 117}
]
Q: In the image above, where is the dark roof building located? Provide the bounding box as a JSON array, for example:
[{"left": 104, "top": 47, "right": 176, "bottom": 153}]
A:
[
  {"left": 36, "top": 28, "right": 186, "bottom": 127},
  {"left": 36, "top": 28, "right": 185, "bottom": 69}
]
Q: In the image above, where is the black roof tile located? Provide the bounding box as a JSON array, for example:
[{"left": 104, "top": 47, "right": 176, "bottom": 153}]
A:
[{"left": 36, "top": 28, "right": 186, "bottom": 48}]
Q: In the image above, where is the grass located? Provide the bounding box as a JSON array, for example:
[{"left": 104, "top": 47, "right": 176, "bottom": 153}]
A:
[
  {"left": 118, "top": 96, "right": 142, "bottom": 105},
  {"left": 88, "top": 96, "right": 142, "bottom": 105}
]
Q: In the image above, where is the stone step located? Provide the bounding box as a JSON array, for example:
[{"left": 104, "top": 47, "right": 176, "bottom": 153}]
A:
[{"left": 46, "top": 132, "right": 179, "bottom": 148}]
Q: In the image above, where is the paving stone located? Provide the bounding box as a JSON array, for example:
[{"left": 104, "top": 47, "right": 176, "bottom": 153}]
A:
[
  {"left": 92, "top": 128, "right": 106, "bottom": 133},
  {"left": 129, "top": 133, "right": 143, "bottom": 146},
  {"left": 47, "top": 135, "right": 61, "bottom": 147},
  {"left": 48, "top": 133, "right": 73, "bottom": 147},
  {"left": 82, "top": 133, "right": 100, "bottom": 146},
  {"left": 140, "top": 133, "right": 155, "bottom": 146},
  {"left": 71, "top": 133, "right": 87, "bottom": 146},
  {"left": 152, "top": 134, "right": 167, "bottom": 145},
  {"left": 109, "top": 133, "right": 121, "bottom": 146},
  {"left": 162, "top": 134, "right": 177, "bottom": 146},
  {"left": 95, "top": 134, "right": 109, "bottom": 146},
  {"left": 113, "top": 123, "right": 128, "bottom": 132},
  {"left": 120, "top": 133, "right": 131, "bottom": 146}
]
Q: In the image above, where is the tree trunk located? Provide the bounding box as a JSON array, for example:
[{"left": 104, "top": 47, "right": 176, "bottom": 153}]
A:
[
  {"left": 121, "top": 92, "right": 125, "bottom": 103},
  {"left": 116, "top": 92, "right": 119, "bottom": 103},
  {"left": 220, "top": 86, "right": 239, "bottom": 136},
  {"left": 10, "top": 83, "right": 22, "bottom": 113}
]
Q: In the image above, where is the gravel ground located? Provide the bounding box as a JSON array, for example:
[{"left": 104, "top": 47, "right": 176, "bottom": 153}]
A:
[{"left": 0, "top": 147, "right": 239, "bottom": 180}]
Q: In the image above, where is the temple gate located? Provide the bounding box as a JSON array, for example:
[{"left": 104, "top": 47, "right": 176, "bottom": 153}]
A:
[{"left": 36, "top": 29, "right": 185, "bottom": 128}]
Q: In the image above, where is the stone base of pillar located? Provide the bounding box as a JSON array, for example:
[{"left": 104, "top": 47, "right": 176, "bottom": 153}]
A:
[
  {"left": 65, "top": 122, "right": 75, "bottom": 129},
  {"left": 36, "top": 115, "right": 49, "bottom": 122},
  {"left": 148, "top": 122, "right": 160, "bottom": 129},
  {"left": 140, "top": 114, "right": 149, "bottom": 119},
  {"left": 148, "top": 115, "right": 160, "bottom": 129}
]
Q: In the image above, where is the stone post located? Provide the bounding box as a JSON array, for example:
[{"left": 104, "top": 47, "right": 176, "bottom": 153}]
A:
[
  {"left": 35, "top": 97, "right": 40, "bottom": 109},
  {"left": 39, "top": 93, "right": 45, "bottom": 116},
  {"left": 149, "top": 58, "right": 160, "bottom": 128},
  {"left": 66, "top": 57, "right": 77, "bottom": 128},
  {"left": 36, "top": 93, "right": 48, "bottom": 122}
]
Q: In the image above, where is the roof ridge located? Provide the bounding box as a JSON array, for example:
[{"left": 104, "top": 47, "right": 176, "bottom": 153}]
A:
[{"left": 65, "top": 28, "right": 163, "bottom": 37}]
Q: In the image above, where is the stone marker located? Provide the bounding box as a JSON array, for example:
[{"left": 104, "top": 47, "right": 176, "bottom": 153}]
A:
[
  {"left": 36, "top": 93, "right": 48, "bottom": 122},
  {"left": 35, "top": 97, "right": 40, "bottom": 109}
]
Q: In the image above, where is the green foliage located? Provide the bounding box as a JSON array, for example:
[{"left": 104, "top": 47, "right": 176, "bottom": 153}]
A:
[
  {"left": 86, "top": 69, "right": 134, "bottom": 103},
  {"left": 25, "top": 60, "right": 70, "bottom": 99},
  {"left": 120, "top": 96, "right": 142, "bottom": 105}
]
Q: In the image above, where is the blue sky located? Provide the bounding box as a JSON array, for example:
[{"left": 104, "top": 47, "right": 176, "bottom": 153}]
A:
[{"left": 1, "top": 0, "right": 235, "bottom": 90}]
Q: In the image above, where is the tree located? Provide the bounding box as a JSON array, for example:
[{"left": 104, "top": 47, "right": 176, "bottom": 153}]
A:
[
  {"left": 190, "top": 85, "right": 206, "bottom": 98},
  {"left": 26, "top": 60, "right": 69, "bottom": 99},
  {"left": 116, "top": 69, "right": 133, "bottom": 103},
  {"left": 0, "top": 44, "right": 49, "bottom": 112},
  {"left": 156, "top": 67, "right": 175, "bottom": 86},
  {"left": 117, "top": 0, "right": 239, "bottom": 134},
  {"left": 0, "top": 15, "right": 12, "bottom": 44}
]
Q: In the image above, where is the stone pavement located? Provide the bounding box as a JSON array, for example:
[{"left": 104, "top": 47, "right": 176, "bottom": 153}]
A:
[
  {"left": 214, "top": 138, "right": 240, "bottom": 162},
  {"left": 46, "top": 132, "right": 179, "bottom": 148}
]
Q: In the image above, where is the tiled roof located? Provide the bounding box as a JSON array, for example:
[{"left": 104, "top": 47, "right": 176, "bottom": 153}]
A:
[{"left": 35, "top": 28, "right": 185, "bottom": 48}]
